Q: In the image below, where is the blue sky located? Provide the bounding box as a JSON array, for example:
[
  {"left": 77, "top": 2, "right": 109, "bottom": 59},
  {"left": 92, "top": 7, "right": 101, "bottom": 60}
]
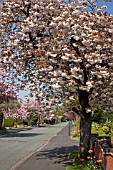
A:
[
  {"left": 99, "top": 0, "right": 113, "bottom": 14},
  {"left": 17, "top": 86, "right": 29, "bottom": 101}
]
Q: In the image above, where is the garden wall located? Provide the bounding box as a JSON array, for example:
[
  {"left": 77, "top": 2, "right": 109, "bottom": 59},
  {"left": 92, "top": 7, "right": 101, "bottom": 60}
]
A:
[{"left": 90, "top": 136, "right": 113, "bottom": 170}]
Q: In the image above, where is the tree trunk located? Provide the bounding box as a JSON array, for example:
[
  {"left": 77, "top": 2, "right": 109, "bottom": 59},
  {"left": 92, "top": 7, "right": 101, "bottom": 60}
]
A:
[
  {"left": 75, "top": 115, "right": 79, "bottom": 136},
  {"left": 38, "top": 114, "right": 41, "bottom": 127},
  {"left": 78, "top": 89, "right": 92, "bottom": 158},
  {"left": 0, "top": 112, "right": 3, "bottom": 129},
  {"left": 79, "top": 110, "right": 92, "bottom": 158},
  {"left": 2, "top": 114, "right": 5, "bottom": 128}
]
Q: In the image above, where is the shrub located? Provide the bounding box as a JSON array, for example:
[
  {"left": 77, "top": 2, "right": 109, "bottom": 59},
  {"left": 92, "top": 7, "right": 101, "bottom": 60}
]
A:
[
  {"left": 23, "top": 119, "right": 28, "bottom": 126},
  {"left": 17, "top": 121, "right": 23, "bottom": 125},
  {"left": 68, "top": 150, "right": 103, "bottom": 170},
  {"left": 30, "top": 115, "right": 38, "bottom": 126},
  {"left": 92, "top": 108, "right": 106, "bottom": 125},
  {"left": 4, "top": 118, "right": 14, "bottom": 127}
]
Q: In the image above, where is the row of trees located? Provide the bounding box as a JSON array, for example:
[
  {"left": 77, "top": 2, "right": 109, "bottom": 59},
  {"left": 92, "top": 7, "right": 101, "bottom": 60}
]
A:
[
  {"left": 0, "top": 0, "right": 113, "bottom": 158},
  {"left": 0, "top": 98, "right": 46, "bottom": 127},
  {"left": 0, "top": 67, "right": 18, "bottom": 128},
  {"left": 0, "top": 67, "right": 61, "bottom": 127},
  {"left": 0, "top": 65, "right": 46, "bottom": 127}
]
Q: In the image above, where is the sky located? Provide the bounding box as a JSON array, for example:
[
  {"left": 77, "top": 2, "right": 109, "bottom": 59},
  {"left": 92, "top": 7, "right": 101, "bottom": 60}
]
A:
[
  {"left": 99, "top": 0, "right": 113, "bottom": 14},
  {"left": 17, "top": 86, "right": 29, "bottom": 101},
  {"left": 0, "top": 0, "right": 113, "bottom": 100}
]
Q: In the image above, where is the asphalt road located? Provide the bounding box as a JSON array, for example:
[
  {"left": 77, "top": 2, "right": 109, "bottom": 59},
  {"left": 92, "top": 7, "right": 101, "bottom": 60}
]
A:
[
  {"left": 16, "top": 122, "right": 79, "bottom": 170},
  {"left": 0, "top": 122, "right": 68, "bottom": 170}
]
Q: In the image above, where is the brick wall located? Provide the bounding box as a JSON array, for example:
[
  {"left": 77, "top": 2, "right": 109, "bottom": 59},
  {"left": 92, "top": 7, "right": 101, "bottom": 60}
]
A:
[
  {"left": 90, "top": 136, "right": 113, "bottom": 170},
  {"left": 92, "top": 137, "right": 113, "bottom": 170},
  {"left": 111, "top": 139, "right": 113, "bottom": 145},
  {"left": 105, "top": 153, "right": 113, "bottom": 170}
]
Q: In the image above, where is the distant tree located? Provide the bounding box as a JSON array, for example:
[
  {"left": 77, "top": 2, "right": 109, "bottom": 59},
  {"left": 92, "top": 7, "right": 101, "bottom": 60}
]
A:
[{"left": 0, "top": 100, "right": 20, "bottom": 112}]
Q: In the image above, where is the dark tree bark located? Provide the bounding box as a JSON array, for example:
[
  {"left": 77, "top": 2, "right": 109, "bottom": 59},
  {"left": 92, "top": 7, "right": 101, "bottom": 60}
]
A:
[
  {"left": 78, "top": 89, "right": 92, "bottom": 158},
  {"left": 80, "top": 109, "right": 92, "bottom": 158},
  {"left": 70, "top": 36, "right": 92, "bottom": 158},
  {"left": 0, "top": 112, "right": 3, "bottom": 129}
]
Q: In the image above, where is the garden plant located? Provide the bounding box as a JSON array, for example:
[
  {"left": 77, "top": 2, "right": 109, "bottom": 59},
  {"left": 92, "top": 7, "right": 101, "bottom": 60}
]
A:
[{"left": 68, "top": 150, "right": 103, "bottom": 170}]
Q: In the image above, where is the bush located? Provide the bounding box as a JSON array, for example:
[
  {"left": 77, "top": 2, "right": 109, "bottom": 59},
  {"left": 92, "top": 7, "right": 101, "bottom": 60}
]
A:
[
  {"left": 30, "top": 115, "right": 38, "bottom": 126},
  {"left": 68, "top": 150, "right": 103, "bottom": 170},
  {"left": 4, "top": 118, "right": 14, "bottom": 127},
  {"left": 17, "top": 121, "right": 23, "bottom": 125},
  {"left": 23, "top": 120, "right": 28, "bottom": 126},
  {"left": 92, "top": 108, "right": 106, "bottom": 124},
  {"left": 61, "top": 117, "right": 66, "bottom": 122},
  {"left": 91, "top": 123, "right": 105, "bottom": 136}
]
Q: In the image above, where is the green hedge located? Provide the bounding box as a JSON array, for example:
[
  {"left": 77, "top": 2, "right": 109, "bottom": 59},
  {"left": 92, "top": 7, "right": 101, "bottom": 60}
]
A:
[
  {"left": 4, "top": 118, "right": 15, "bottom": 127},
  {"left": 30, "top": 115, "right": 38, "bottom": 126}
]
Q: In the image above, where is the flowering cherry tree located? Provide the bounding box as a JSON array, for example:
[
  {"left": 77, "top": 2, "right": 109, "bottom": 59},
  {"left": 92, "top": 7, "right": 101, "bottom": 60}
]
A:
[
  {"left": 0, "top": 67, "right": 17, "bottom": 103},
  {"left": 0, "top": 67, "right": 18, "bottom": 128},
  {"left": 20, "top": 98, "right": 44, "bottom": 119},
  {"left": 0, "top": 0, "right": 113, "bottom": 157},
  {"left": 5, "top": 97, "right": 42, "bottom": 117}
]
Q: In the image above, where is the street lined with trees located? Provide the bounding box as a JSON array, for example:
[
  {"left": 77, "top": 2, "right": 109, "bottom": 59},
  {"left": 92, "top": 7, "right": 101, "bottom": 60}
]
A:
[{"left": 0, "top": 0, "right": 113, "bottom": 158}]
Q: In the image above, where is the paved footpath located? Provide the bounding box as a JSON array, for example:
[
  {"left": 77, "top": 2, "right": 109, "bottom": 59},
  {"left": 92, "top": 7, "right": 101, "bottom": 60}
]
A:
[{"left": 16, "top": 124, "right": 79, "bottom": 170}]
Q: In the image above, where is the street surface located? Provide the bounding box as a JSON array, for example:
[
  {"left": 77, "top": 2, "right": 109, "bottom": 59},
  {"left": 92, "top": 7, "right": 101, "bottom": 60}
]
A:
[
  {"left": 0, "top": 122, "right": 68, "bottom": 170},
  {"left": 16, "top": 123, "right": 79, "bottom": 170}
]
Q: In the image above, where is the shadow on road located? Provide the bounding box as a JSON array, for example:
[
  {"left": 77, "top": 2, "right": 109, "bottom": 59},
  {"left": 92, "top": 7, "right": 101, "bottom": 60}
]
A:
[
  {"left": 0, "top": 132, "right": 44, "bottom": 138},
  {"left": 0, "top": 127, "right": 44, "bottom": 138},
  {"left": 36, "top": 145, "right": 79, "bottom": 166}
]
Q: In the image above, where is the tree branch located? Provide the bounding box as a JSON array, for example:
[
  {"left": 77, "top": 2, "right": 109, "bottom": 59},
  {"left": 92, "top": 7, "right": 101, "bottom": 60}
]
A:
[{"left": 72, "top": 106, "right": 80, "bottom": 116}]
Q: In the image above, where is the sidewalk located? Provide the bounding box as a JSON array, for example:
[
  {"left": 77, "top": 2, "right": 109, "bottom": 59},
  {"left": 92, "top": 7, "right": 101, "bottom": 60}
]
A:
[{"left": 15, "top": 124, "right": 79, "bottom": 170}]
